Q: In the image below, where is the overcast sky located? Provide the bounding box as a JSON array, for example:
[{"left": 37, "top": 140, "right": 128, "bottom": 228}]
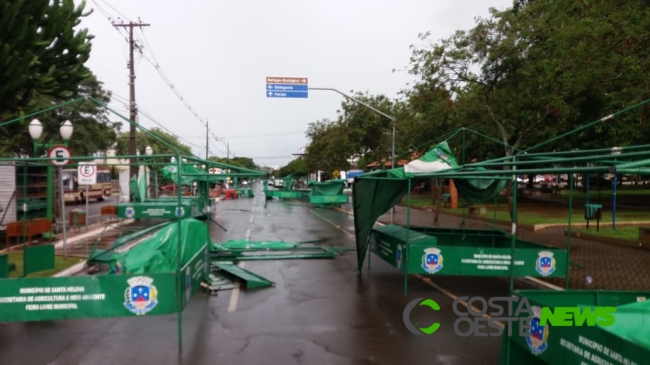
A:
[{"left": 79, "top": 0, "right": 513, "bottom": 167}]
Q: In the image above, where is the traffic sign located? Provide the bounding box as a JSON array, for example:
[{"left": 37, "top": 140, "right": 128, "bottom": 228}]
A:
[
  {"left": 47, "top": 145, "right": 71, "bottom": 166},
  {"left": 78, "top": 162, "right": 97, "bottom": 184},
  {"left": 266, "top": 76, "right": 308, "bottom": 98}
]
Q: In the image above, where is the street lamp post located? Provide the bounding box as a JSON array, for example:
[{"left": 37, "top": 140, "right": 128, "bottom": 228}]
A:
[
  {"left": 145, "top": 146, "right": 154, "bottom": 198},
  {"left": 309, "top": 87, "right": 397, "bottom": 222},
  {"left": 28, "top": 119, "right": 74, "bottom": 236}
]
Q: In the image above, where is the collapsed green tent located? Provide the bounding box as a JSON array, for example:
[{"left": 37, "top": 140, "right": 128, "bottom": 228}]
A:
[
  {"left": 109, "top": 218, "right": 209, "bottom": 274},
  {"left": 352, "top": 141, "right": 507, "bottom": 270},
  {"left": 308, "top": 179, "right": 346, "bottom": 196},
  {"left": 160, "top": 163, "right": 205, "bottom": 186}
]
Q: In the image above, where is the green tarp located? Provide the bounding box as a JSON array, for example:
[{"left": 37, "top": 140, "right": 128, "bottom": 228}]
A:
[
  {"left": 211, "top": 240, "right": 300, "bottom": 251},
  {"left": 283, "top": 175, "right": 295, "bottom": 190},
  {"left": 109, "top": 218, "right": 209, "bottom": 274},
  {"left": 160, "top": 163, "right": 205, "bottom": 186},
  {"left": 353, "top": 141, "right": 506, "bottom": 269},
  {"left": 601, "top": 299, "right": 650, "bottom": 350},
  {"left": 309, "top": 179, "right": 346, "bottom": 196}
]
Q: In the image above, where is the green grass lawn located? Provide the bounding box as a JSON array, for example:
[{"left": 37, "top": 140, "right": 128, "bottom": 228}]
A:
[
  {"left": 573, "top": 226, "right": 640, "bottom": 241},
  {"left": 442, "top": 208, "right": 650, "bottom": 225},
  {"left": 8, "top": 252, "right": 83, "bottom": 278},
  {"left": 541, "top": 186, "right": 650, "bottom": 201}
]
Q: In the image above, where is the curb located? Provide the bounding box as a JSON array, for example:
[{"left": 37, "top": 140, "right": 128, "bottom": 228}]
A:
[
  {"left": 53, "top": 219, "right": 135, "bottom": 249},
  {"left": 564, "top": 230, "right": 650, "bottom": 251}
]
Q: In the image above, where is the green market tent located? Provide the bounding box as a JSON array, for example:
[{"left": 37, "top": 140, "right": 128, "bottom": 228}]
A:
[
  {"left": 601, "top": 299, "right": 650, "bottom": 351},
  {"left": 160, "top": 163, "right": 206, "bottom": 186},
  {"left": 308, "top": 179, "right": 346, "bottom": 196},
  {"left": 352, "top": 141, "right": 507, "bottom": 269},
  {"left": 283, "top": 174, "right": 295, "bottom": 190},
  {"left": 109, "top": 218, "right": 209, "bottom": 274}
]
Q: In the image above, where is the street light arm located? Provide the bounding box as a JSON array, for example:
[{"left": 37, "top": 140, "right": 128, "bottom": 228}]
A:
[{"left": 309, "top": 87, "right": 396, "bottom": 121}]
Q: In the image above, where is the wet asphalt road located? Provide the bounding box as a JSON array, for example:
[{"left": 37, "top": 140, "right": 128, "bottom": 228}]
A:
[{"left": 0, "top": 183, "right": 514, "bottom": 365}]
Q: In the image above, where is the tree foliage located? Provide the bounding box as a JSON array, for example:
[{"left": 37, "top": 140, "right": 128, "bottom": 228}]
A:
[
  {"left": 279, "top": 158, "right": 307, "bottom": 177},
  {"left": 305, "top": 0, "right": 650, "bottom": 183},
  {"left": 207, "top": 156, "right": 257, "bottom": 170},
  {"left": 304, "top": 92, "right": 397, "bottom": 172},
  {"left": 0, "top": 72, "right": 120, "bottom": 157},
  {"left": 0, "top": 0, "right": 93, "bottom": 118}
]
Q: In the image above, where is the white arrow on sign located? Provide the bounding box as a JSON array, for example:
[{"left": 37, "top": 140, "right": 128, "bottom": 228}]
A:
[
  {"left": 267, "top": 91, "right": 273, "bottom": 96},
  {"left": 267, "top": 85, "right": 273, "bottom": 90},
  {"left": 47, "top": 145, "right": 72, "bottom": 166}
]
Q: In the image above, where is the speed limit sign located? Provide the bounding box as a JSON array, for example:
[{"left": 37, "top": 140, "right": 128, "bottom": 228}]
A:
[{"left": 47, "top": 145, "right": 72, "bottom": 166}]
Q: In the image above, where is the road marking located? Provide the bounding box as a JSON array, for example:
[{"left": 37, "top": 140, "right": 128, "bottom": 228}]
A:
[
  {"left": 227, "top": 284, "right": 240, "bottom": 313},
  {"left": 227, "top": 261, "right": 247, "bottom": 313},
  {"left": 249, "top": 214, "right": 254, "bottom": 223},
  {"left": 307, "top": 208, "right": 354, "bottom": 238},
  {"left": 246, "top": 229, "right": 251, "bottom": 241}
]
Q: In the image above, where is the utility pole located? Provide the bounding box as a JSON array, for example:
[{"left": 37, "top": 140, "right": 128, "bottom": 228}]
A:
[
  {"left": 226, "top": 142, "right": 230, "bottom": 163},
  {"left": 205, "top": 120, "right": 209, "bottom": 159},
  {"left": 114, "top": 21, "right": 150, "bottom": 195}
]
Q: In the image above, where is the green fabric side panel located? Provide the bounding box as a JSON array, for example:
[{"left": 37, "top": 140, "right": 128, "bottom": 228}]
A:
[
  {"left": 310, "top": 180, "right": 345, "bottom": 196},
  {"left": 353, "top": 177, "right": 409, "bottom": 270},
  {"left": 109, "top": 218, "right": 209, "bottom": 274},
  {"left": 283, "top": 175, "right": 294, "bottom": 190},
  {"left": 453, "top": 178, "right": 507, "bottom": 203},
  {"left": 600, "top": 299, "right": 650, "bottom": 350},
  {"left": 129, "top": 177, "right": 139, "bottom": 202}
]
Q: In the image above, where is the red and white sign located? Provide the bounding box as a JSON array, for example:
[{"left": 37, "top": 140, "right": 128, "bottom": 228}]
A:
[
  {"left": 47, "top": 145, "right": 71, "bottom": 166},
  {"left": 209, "top": 168, "right": 223, "bottom": 174},
  {"left": 78, "top": 162, "right": 97, "bottom": 184}
]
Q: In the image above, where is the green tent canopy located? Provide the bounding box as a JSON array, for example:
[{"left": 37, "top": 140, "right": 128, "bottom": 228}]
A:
[
  {"left": 160, "top": 163, "right": 206, "bottom": 186},
  {"left": 308, "top": 179, "right": 346, "bottom": 196},
  {"left": 352, "top": 141, "right": 507, "bottom": 270},
  {"left": 109, "top": 218, "right": 209, "bottom": 274}
]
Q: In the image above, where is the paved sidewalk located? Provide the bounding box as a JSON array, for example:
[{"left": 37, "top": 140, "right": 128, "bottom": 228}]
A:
[{"left": 371, "top": 205, "right": 650, "bottom": 291}]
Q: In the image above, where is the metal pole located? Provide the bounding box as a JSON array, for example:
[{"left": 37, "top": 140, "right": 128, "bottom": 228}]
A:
[
  {"left": 391, "top": 119, "right": 396, "bottom": 224},
  {"left": 566, "top": 174, "right": 573, "bottom": 290},
  {"left": 612, "top": 172, "right": 617, "bottom": 230},
  {"left": 59, "top": 166, "right": 67, "bottom": 259},
  {"left": 46, "top": 163, "right": 53, "bottom": 220},
  {"left": 205, "top": 120, "right": 209, "bottom": 159},
  {"left": 85, "top": 184, "right": 89, "bottom": 232},
  {"left": 404, "top": 179, "right": 411, "bottom": 296}
]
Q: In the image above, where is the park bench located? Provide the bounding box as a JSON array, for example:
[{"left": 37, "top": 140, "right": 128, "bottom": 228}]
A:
[{"left": 5, "top": 218, "right": 53, "bottom": 250}]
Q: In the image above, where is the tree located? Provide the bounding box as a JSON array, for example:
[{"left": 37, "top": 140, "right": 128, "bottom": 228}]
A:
[
  {"left": 279, "top": 158, "right": 307, "bottom": 177},
  {"left": 304, "top": 92, "right": 398, "bottom": 172},
  {"left": 304, "top": 119, "right": 353, "bottom": 173},
  {"left": 407, "top": 0, "right": 650, "bottom": 220},
  {"left": 0, "top": 72, "right": 120, "bottom": 157},
  {"left": 114, "top": 127, "right": 192, "bottom": 156},
  {"left": 207, "top": 156, "right": 257, "bottom": 170},
  {"left": 0, "top": 0, "right": 93, "bottom": 118}
]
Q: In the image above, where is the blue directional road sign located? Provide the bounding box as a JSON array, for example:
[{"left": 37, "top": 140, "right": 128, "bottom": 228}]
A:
[{"left": 266, "top": 76, "right": 308, "bottom": 98}]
